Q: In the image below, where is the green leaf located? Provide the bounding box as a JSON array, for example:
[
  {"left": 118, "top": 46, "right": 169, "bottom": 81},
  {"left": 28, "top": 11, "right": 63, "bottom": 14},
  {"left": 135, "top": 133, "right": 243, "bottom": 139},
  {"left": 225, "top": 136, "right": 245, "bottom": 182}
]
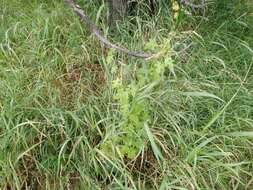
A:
[
  {"left": 203, "top": 88, "right": 240, "bottom": 131},
  {"left": 144, "top": 123, "right": 163, "bottom": 162},
  {"left": 180, "top": 91, "right": 223, "bottom": 102},
  {"left": 227, "top": 131, "right": 253, "bottom": 137}
]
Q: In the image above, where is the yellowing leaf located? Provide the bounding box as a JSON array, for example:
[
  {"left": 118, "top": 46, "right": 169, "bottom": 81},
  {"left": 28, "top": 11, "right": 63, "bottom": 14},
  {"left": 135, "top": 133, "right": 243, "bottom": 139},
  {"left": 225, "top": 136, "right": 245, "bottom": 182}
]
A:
[{"left": 172, "top": 0, "right": 180, "bottom": 20}]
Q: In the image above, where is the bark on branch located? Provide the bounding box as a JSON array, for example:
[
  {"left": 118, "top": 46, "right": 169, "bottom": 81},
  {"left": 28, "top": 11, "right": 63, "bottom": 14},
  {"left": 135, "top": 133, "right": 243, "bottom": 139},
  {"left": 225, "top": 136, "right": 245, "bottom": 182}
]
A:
[{"left": 64, "top": 0, "right": 153, "bottom": 59}]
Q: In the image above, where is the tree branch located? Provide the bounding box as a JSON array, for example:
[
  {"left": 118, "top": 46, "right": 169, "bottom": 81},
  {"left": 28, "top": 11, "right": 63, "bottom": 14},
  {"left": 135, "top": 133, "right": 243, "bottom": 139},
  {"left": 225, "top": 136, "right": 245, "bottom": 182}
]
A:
[{"left": 64, "top": 0, "right": 153, "bottom": 59}]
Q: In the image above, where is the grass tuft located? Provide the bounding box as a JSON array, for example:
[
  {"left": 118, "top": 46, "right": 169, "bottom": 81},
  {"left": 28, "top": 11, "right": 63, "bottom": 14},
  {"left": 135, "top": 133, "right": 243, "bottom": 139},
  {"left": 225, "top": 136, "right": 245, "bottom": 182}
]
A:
[{"left": 1, "top": 0, "right": 253, "bottom": 189}]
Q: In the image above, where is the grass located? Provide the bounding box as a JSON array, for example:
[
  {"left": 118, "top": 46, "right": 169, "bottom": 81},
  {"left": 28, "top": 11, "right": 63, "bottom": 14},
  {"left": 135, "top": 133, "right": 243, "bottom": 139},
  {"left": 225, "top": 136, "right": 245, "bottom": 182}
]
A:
[{"left": 0, "top": 0, "right": 253, "bottom": 189}]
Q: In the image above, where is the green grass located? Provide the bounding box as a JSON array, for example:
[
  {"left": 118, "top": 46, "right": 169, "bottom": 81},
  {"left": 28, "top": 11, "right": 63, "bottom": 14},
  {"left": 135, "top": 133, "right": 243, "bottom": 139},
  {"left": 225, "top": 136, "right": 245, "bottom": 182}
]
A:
[{"left": 1, "top": 0, "right": 253, "bottom": 189}]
